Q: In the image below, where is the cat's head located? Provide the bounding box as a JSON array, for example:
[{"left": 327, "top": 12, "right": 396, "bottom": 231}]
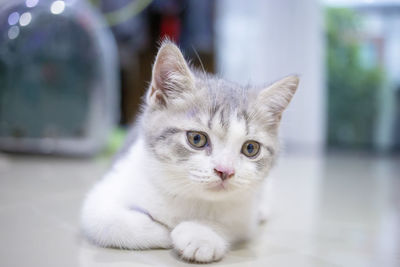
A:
[{"left": 142, "top": 41, "right": 299, "bottom": 200}]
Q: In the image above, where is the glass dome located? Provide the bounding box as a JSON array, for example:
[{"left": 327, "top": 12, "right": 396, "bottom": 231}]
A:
[{"left": 0, "top": 0, "right": 119, "bottom": 155}]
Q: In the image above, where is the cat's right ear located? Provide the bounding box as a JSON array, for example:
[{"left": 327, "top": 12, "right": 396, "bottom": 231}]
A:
[
  {"left": 255, "top": 75, "right": 299, "bottom": 128},
  {"left": 147, "top": 41, "right": 194, "bottom": 107}
]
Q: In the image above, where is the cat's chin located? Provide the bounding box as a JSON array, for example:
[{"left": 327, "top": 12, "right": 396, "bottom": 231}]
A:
[
  {"left": 197, "top": 188, "right": 241, "bottom": 201},
  {"left": 200, "top": 182, "right": 242, "bottom": 199},
  {"left": 206, "top": 181, "right": 231, "bottom": 192}
]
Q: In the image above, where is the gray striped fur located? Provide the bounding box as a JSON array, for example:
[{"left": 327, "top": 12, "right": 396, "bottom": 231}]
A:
[{"left": 115, "top": 41, "right": 298, "bottom": 181}]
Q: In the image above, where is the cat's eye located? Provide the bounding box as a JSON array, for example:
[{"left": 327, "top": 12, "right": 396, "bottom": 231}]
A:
[
  {"left": 187, "top": 131, "right": 208, "bottom": 148},
  {"left": 241, "top": 141, "right": 260, "bottom": 158}
]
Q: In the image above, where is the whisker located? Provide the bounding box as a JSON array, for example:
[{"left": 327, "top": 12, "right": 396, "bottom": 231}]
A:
[
  {"left": 191, "top": 45, "right": 207, "bottom": 77},
  {"left": 190, "top": 175, "right": 213, "bottom": 184}
]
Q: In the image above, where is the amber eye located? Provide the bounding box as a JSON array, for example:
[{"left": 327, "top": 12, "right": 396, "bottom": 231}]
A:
[
  {"left": 241, "top": 141, "right": 260, "bottom": 158},
  {"left": 187, "top": 131, "right": 208, "bottom": 148}
]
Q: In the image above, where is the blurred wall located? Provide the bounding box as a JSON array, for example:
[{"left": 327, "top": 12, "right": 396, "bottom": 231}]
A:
[{"left": 216, "top": 0, "right": 325, "bottom": 154}]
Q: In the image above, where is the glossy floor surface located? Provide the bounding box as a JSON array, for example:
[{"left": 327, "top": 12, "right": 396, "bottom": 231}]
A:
[{"left": 0, "top": 152, "right": 399, "bottom": 267}]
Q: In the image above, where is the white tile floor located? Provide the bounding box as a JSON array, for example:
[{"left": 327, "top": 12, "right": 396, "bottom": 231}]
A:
[{"left": 0, "top": 152, "right": 399, "bottom": 267}]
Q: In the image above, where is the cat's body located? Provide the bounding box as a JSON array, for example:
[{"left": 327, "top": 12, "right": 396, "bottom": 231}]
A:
[{"left": 81, "top": 41, "right": 299, "bottom": 263}]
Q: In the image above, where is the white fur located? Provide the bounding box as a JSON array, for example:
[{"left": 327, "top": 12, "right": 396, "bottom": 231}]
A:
[
  {"left": 82, "top": 114, "right": 267, "bottom": 259},
  {"left": 171, "top": 222, "right": 227, "bottom": 262},
  {"left": 81, "top": 42, "right": 298, "bottom": 263},
  {"left": 82, "top": 135, "right": 262, "bottom": 262}
]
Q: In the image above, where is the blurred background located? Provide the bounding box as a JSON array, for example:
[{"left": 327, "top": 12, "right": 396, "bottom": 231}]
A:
[
  {"left": 0, "top": 0, "right": 399, "bottom": 266},
  {"left": 0, "top": 0, "right": 399, "bottom": 155}
]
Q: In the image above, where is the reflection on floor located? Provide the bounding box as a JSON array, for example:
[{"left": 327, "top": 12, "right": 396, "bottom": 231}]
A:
[{"left": 0, "top": 152, "right": 399, "bottom": 267}]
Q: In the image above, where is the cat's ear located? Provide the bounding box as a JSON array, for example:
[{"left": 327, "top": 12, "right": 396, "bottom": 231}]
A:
[
  {"left": 256, "top": 75, "right": 299, "bottom": 126},
  {"left": 147, "top": 41, "right": 194, "bottom": 107}
]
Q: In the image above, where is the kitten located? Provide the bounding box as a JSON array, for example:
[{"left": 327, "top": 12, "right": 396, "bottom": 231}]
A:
[{"left": 81, "top": 40, "right": 299, "bottom": 263}]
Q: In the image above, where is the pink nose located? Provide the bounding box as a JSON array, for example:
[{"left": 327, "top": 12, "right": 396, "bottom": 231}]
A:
[{"left": 214, "top": 166, "right": 235, "bottom": 181}]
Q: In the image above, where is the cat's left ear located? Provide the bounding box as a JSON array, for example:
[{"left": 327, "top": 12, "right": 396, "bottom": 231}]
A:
[
  {"left": 256, "top": 75, "right": 299, "bottom": 125},
  {"left": 147, "top": 41, "right": 194, "bottom": 107}
]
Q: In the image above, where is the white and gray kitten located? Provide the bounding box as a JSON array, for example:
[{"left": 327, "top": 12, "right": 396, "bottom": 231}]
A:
[{"left": 81, "top": 41, "right": 299, "bottom": 263}]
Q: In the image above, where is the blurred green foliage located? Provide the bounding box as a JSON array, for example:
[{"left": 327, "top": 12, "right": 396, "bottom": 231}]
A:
[
  {"left": 101, "top": 127, "right": 127, "bottom": 159},
  {"left": 326, "top": 8, "right": 383, "bottom": 148}
]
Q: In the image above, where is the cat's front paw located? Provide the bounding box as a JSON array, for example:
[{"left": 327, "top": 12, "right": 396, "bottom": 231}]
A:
[{"left": 171, "top": 222, "right": 228, "bottom": 263}]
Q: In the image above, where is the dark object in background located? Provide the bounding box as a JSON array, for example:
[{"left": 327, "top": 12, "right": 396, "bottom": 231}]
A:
[
  {"left": 0, "top": 0, "right": 119, "bottom": 155},
  {"left": 98, "top": 0, "right": 215, "bottom": 124}
]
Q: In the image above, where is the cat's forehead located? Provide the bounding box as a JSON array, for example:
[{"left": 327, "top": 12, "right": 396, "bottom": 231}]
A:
[
  {"left": 185, "top": 104, "right": 262, "bottom": 142},
  {"left": 206, "top": 107, "right": 246, "bottom": 139},
  {"left": 188, "top": 74, "right": 258, "bottom": 137},
  {"left": 194, "top": 74, "right": 250, "bottom": 109}
]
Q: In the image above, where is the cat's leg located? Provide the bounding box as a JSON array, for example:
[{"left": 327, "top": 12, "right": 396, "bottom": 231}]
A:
[
  {"left": 258, "top": 205, "right": 271, "bottom": 224},
  {"left": 81, "top": 185, "right": 171, "bottom": 249},
  {"left": 171, "top": 221, "right": 228, "bottom": 263},
  {"left": 258, "top": 178, "right": 274, "bottom": 224}
]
